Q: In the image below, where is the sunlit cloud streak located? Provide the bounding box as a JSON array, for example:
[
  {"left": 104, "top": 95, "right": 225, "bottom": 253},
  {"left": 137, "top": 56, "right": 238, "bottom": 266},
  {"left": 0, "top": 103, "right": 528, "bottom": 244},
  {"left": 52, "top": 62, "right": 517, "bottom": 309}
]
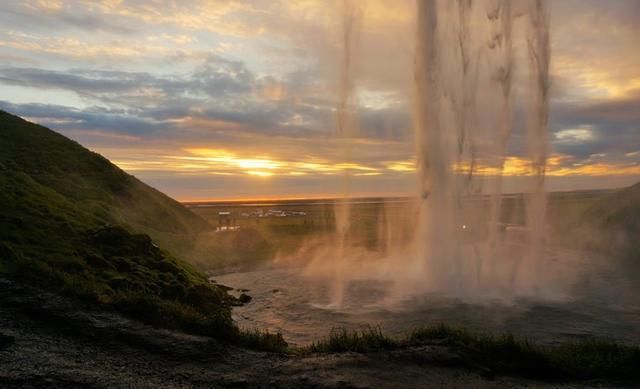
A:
[{"left": 0, "top": 0, "right": 638, "bottom": 199}]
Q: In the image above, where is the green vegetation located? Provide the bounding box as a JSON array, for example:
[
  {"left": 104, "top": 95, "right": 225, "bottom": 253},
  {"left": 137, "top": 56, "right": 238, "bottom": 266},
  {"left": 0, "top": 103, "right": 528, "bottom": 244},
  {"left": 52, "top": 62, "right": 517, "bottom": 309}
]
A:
[
  {"left": 580, "top": 183, "right": 640, "bottom": 252},
  {"left": 309, "top": 326, "right": 396, "bottom": 353},
  {"left": 2, "top": 108, "right": 638, "bottom": 366},
  {"left": 0, "top": 110, "right": 212, "bottom": 259},
  {"left": 189, "top": 203, "right": 334, "bottom": 268},
  {"left": 191, "top": 226, "right": 277, "bottom": 268},
  {"left": 0, "top": 110, "right": 286, "bottom": 351},
  {"left": 190, "top": 201, "right": 412, "bottom": 269},
  {"left": 581, "top": 182, "right": 640, "bottom": 234},
  {"left": 564, "top": 182, "right": 640, "bottom": 281},
  {"left": 310, "top": 324, "right": 640, "bottom": 381},
  {"left": 190, "top": 190, "right": 616, "bottom": 270}
]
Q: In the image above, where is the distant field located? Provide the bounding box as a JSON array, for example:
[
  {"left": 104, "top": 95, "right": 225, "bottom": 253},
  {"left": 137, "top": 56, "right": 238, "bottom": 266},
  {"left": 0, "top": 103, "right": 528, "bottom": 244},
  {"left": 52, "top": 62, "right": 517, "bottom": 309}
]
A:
[
  {"left": 186, "top": 198, "right": 387, "bottom": 269},
  {"left": 186, "top": 189, "right": 613, "bottom": 269}
]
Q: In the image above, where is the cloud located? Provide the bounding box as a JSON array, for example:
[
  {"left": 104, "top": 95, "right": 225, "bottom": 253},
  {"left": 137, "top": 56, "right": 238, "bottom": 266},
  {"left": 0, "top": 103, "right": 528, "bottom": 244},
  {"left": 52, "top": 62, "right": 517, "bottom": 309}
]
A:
[
  {"left": 0, "top": 54, "right": 253, "bottom": 98},
  {"left": 0, "top": 0, "right": 639, "bottom": 198},
  {"left": 550, "top": 90, "right": 640, "bottom": 161},
  {"left": 0, "top": 1, "right": 138, "bottom": 35},
  {"left": 554, "top": 126, "right": 597, "bottom": 145},
  {"left": 0, "top": 100, "right": 160, "bottom": 135}
]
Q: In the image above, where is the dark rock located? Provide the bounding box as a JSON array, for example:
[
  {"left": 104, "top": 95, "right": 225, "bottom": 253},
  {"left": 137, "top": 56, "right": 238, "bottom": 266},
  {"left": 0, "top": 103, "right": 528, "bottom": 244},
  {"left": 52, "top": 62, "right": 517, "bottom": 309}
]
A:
[
  {"left": 186, "top": 284, "right": 223, "bottom": 306},
  {"left": 113, "top": 257, "right": 132, "bottom": 272},
  {"left": 0, "top": 243, "right": 18, "bottom": 262},
  {"left": 156, "top": 259, "right": 180, "bottom": 273},
  {"left": 238, "top": 293, "right": 252, "bottom": 304},
  {"left": 108, "top": 276, "right": 131, "bottom": 290},
  {"left": 85, "top": 253, "right": 113, "bottom": 269},
  {"left": 89, "top": 225, "right": 161, "bottom": 258},
  {"left": 0, "top": 333, "right": 15, "bottom": 349},
  {"left": 479, "top": 366, "right": 495, "bottom": 380},
  {"left": 272, "top": 289, "right": 280, "bottom": 293},
  {"left": 389, "top": 345, "right": 463, "bottom": 367}
]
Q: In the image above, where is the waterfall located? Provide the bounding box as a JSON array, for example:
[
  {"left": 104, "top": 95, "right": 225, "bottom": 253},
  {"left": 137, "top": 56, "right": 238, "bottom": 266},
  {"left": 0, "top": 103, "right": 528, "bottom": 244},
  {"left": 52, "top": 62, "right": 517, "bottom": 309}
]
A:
[
  {"left": 331, "top": 0, "right": 362, "bottom": 308},
  {"left": 309, "top": 0, "right": 553, "bottom": 307},
  {"left": 413, "top": 0, "right": 551, "bottom": 297}
]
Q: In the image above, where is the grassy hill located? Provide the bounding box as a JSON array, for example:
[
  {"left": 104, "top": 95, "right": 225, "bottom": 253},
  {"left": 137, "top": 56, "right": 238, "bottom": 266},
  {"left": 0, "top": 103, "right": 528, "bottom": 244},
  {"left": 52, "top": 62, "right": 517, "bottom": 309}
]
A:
[
  {"left": 0, "top": 110, "right": 283, "bottom": 347},
  {"left": 0, "top": 110, "right": 210, "bottom": 248},
  {"left": 578, "top": 181, "right": 640, "bottom": 273},
  {"left": 581, "top": 181, "right": 640, "bottom": 239}
]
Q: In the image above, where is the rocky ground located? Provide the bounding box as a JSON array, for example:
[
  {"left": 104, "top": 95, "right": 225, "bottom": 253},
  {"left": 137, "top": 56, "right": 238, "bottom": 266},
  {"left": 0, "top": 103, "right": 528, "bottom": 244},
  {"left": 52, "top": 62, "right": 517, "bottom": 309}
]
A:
[{"left": 0, "top": 278, "right": 626, "bottom": 388}]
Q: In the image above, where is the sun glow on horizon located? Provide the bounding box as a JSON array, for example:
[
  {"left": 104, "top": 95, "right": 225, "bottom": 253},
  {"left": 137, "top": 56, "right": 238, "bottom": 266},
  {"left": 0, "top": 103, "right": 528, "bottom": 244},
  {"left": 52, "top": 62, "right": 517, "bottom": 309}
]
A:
[
  {"left": 110, "top": 148, "right": 638, "bottom": 180},
  {"left": 0, "top": 1, "right": 637, "bottom": 200}
]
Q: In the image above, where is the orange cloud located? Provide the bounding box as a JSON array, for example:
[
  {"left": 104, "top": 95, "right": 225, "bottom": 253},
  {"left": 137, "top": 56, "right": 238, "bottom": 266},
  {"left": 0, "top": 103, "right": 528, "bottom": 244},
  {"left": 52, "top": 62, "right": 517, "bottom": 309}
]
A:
[
  {"left": 385, "top": 160, "right": 414, "bottom": 172},
  {"left": 256, "top": 79, "right": 287, "bottom": 101},
  {"left": 0, "top": 31, "right": 171, "bottom": 59},
  {"left": 108, "top": 147, "right": 640, "bottom": 180}
]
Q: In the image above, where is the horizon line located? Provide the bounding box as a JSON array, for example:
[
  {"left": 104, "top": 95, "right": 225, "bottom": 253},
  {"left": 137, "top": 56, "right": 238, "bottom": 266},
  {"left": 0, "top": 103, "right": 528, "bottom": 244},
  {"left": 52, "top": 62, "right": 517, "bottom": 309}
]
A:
[{"left": 178, "top": 187, "right": 618, "bottom": 204}]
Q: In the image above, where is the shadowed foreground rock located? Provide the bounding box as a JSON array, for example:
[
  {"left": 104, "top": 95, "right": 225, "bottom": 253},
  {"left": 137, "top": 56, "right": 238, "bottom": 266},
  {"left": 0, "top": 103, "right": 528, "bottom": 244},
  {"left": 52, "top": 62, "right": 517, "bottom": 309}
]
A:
[
  {"left": 0, "top": 332, "right": 14, "bottom": 350},
  {"left": 0, "top": 278, "right": 620, "bottom": 388}
]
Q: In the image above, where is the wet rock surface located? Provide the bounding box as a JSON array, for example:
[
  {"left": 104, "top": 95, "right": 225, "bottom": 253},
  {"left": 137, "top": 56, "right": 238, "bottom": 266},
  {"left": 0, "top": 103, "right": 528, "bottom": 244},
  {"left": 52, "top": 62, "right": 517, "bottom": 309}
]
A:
[{"left": 0, "top": 278, "right": 618, "bottom": 388}]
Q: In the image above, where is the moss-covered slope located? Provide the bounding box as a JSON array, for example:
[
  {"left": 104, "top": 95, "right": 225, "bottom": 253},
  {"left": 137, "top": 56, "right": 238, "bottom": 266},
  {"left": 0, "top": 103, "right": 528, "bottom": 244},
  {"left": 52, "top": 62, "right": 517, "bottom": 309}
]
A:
[{"left": 0, "top": 111, "right": 234, "bottom": 337}]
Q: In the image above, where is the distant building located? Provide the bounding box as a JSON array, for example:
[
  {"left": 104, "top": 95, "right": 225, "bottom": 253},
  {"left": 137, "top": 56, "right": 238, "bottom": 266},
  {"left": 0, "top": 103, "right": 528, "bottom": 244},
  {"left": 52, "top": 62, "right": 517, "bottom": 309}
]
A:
[
  {"left": 216, "top": 211, "right": 240, "bottom": 232},
  {"left": 218, "top": 211, "right": 231, "bottom": 228}
]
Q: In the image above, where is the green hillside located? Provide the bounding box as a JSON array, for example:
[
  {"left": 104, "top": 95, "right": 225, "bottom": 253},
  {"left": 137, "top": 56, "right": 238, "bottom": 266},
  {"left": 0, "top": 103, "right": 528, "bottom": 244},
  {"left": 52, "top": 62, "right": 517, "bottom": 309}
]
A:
[
  {"left": 580, "top": 182, "right": 640, "bottom": 264},
  {"left": 0, "top": 111, "right": 238, "bottom": 340},
  {"left": 0, "top": 110, "right": 210, "bottom": 243},
  {"left": 583, "top": 182, "right": 640, "bottom": 236}
]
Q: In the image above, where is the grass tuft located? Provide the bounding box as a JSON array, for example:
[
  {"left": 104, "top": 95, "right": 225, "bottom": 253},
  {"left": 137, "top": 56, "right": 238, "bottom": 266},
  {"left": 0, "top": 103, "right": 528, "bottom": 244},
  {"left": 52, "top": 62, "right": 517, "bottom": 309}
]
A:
[
  {"left": 310, "top": 326, "right": 396, "bottom": 353},
  {"left": 310, "top": 327, "right": 398, "bottom": 353},
  {"left": 237, "top": 329, "right": 288, "bottom": 353},
  {"left": 310, "top": 324, "right": 640, "bottom": 381}
]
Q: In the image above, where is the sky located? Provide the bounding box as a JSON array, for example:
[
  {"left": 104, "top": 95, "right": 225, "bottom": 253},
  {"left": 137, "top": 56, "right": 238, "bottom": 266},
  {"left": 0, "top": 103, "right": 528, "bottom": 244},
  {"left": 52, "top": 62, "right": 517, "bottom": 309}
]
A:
[{"left": 0, "top": 0, "right": 639, "bottom": 201}]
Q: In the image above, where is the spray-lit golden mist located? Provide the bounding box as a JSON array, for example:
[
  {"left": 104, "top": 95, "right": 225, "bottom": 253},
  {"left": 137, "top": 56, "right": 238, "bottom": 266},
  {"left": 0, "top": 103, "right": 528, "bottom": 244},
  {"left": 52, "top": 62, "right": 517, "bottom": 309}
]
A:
[
  {"left": 276, "top": 0, "right": 584, "bottom": 308},
  {"left": 330, "top": 0, "right": 363, "bottom": 308}
]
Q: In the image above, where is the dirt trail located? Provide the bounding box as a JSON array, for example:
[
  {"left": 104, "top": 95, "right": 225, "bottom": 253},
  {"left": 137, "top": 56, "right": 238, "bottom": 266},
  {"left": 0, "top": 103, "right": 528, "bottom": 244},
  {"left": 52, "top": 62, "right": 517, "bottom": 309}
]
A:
[{"left": 0, "top": 279, "right": 617, "bottom": 388}]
